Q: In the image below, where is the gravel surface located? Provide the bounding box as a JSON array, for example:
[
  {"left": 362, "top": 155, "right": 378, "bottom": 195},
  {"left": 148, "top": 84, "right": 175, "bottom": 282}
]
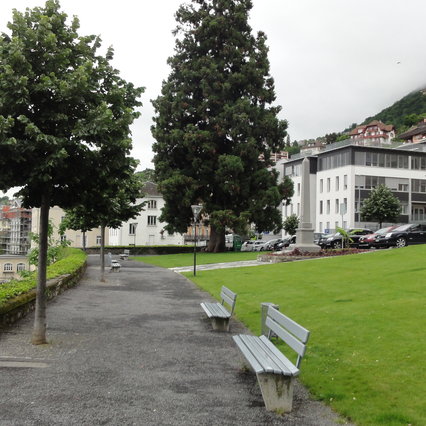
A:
[{"left": 0, "top": 255, "right": 352, "bottom": 425}]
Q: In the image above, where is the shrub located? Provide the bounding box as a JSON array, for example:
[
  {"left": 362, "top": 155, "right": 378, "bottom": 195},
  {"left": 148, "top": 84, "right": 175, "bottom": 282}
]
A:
[{"left": 0, "top": 248, "right": 86, "bottom": 308}]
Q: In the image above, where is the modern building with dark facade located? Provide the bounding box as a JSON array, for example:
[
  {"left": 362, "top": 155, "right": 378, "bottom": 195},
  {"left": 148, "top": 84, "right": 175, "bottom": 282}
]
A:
[{"left": 278, "top": 140, "right": 426, "bottom": 233}]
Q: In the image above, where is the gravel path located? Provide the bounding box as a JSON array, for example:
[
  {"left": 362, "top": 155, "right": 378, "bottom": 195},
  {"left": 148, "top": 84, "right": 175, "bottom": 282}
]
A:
[{"left": 0, "top": 255, "right": 352, "bottom": 425}]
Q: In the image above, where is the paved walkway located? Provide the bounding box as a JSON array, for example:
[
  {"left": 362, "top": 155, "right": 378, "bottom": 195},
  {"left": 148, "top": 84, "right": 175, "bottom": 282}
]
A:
[
  {"left": 170, "top": 259, "right": 268, "bottom": 273},
  {"left": 0, "top": 256, "right": 348, "bottom": 425}
]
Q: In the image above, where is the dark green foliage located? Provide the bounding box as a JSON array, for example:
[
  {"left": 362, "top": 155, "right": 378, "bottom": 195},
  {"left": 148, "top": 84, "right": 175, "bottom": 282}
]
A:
[
  {"left": 135, "top": 168, "right": 156, "bottom": 184},
  {"left": 0, "top": 248, "right": 86, "bottom": 307},
  {"left": 362, "top": 88, "right": 426, "bottom": 132},
  {"left": 283, "top": 214, "right": 299, "bottom": 236},
  {"left": 152, "top": 0, "right": 293, "bottom": 251},
  {"left": 360, "top": 184, "right": 401, "bottom": 227}
]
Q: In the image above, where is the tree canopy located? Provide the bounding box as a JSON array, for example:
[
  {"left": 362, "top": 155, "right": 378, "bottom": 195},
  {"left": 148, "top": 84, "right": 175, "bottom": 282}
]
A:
[
  {"left": 152, "top": 0, "right": 293, "bottom": 251},
  {"left": 360, "top": 184, "right": 401, "bottom": 228},
  {"left": 0, "top": 0, "right": 143, "bottom": 344}
]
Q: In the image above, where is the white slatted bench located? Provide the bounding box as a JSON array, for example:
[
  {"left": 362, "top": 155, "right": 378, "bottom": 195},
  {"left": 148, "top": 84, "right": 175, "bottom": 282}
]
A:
[
  {"left": 110, "top": 260, "right": 121, "bottom": 272},
  {"left": 200, "top": 286, "right": 237, "bottom": 332},
  {"left": 119, "top": 249, "right": 130, "bottom": 260},
  {"left": 233, "top": 306, "right": 310, "bottom": 413}
]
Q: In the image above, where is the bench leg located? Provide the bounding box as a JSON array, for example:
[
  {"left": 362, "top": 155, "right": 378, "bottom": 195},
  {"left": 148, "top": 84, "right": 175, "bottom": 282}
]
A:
[
  {"left": 211, "top": 317, "right": 230, "bottom": 332},
  {"left": 256, "top": 373, "right": 295, "bottom": 413}
]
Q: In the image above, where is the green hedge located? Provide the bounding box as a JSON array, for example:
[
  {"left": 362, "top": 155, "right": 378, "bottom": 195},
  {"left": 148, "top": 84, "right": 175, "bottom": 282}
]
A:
[
  {"left": 86, "top": 245, "right": 200, "bottom": 256},
  {"left": 0, "top": 248, "right": 87, "bottom": 308}
]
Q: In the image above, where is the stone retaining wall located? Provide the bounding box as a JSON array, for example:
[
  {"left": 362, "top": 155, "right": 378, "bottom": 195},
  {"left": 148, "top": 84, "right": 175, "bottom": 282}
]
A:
[{"left": 0, "top": 262, "right": 87, "bottom": 328}]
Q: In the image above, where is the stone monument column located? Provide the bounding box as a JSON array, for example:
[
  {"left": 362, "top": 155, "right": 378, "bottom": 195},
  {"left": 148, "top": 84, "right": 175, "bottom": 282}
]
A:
[{"left": 294, "top": 157, "right": 320, "bottom": 252}]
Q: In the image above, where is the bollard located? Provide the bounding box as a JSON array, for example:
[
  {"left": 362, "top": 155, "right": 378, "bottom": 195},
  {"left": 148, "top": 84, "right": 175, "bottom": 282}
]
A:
[{"left": 261, "top": 302, "right": 279, "bottom": 337}]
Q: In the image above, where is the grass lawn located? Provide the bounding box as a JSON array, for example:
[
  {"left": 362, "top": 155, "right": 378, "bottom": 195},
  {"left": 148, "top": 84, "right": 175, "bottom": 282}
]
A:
[
  {"left": 131, "top": 251, "right": 260, "bottom": 268},
  {"left": 183, "top": 246, "right": 426, "bottom": 426}
]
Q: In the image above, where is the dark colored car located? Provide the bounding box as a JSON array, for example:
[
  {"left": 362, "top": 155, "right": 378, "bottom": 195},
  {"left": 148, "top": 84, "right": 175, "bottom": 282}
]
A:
[
  {"left": 322, "top": 228, "right": 372, "bottom": 249},
  {"left": 357, "top": 226, "right": 398, "bottom": 249},
  {"left": 315, "top": 233, "right": 329, "bottom": 247},
  {"left": 375, "top": 224, "right": 426, "bottom": 248},
  {"left": 273, "top": 235, "right": 296, "bottom": 251}
]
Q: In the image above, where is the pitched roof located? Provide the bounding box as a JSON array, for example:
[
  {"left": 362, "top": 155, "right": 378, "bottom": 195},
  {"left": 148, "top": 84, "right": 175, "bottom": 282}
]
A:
[
  {"left": 142, "top": 181, "right": 161, "bottom": 196},
  {"left": 398, "top": 121, "right": 426, "bottom": 140},
  {"left": 350, "top": 120, "right": 394, "bottom": 136}
]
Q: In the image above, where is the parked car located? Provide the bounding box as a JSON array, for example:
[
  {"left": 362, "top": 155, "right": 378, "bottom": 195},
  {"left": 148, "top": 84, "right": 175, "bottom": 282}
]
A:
[
  {"left": 375, "top": 224, "right": 426, "bottom": 248},
  {"left": 241, "top": 240, "right": 265, "bottom": 252},
  {"left": 357, "top": 226, "right": 398, "bottom": 249},
  {"left": 322, "top": 228, "right": 372, "bottom": 249},
  {"left": 273, "top": 235, "right": 296, "bottom": 251},
  {"left": 314, "top": 232, "right": 329, "bottom": 247},
  {"left": 257, "top": 238, "right": 281, "bottom": 251}
]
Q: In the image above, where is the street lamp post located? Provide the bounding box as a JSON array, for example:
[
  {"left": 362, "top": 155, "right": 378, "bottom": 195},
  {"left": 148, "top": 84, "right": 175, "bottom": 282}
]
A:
[{"left": 191, "top": 205, "right": 203, "bottom": 276}]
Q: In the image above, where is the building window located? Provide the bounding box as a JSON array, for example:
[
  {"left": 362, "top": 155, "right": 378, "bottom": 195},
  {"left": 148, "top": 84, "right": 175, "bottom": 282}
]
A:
[
  {"left": 344, "top": 175, "right": 348, "bottom": 190},
  {"left": 335, "top": 221, "right": 339, "bottom": 230},
  {"left": 17, "top": 263, "right": 25, "bottom": 272},
  {"left": 343, "top": 198, "right": 348, "bottom": 210},
  {"left": 319, "top": 179, "right": 323, "bottom": 193},
  {"left": 319, "top": 200, "right": 323, "bottom": 214},
  {"left": 335, "top": 176, "right": 339, "bottom": 191},
  {"left": 327, "top": 178, "right": 331, "bottom": 192},
  {"left": 326, "top": 200, "right": 330, "bottom": 214},
  {"left": 297, "top": 203, "right": 300, "bottom": 216},
  {"left": 412, "top": 179, "right": 426, "bottom": 193},
  {"left": 3, "top": 263, "right": 13, "bottom": 272},
  {"left": 129, "top": 223, "right": 137, "bottom": 235},
  {"left": 335, "top": 199, "right": 339, "bottom": 214},
  {"left": 297, "top": 183, "right": 301, "bottom": 196},
  {"left": 147, "top": 200, "right": 157, "bottom": 209},
  {"left": 60, "top": 235, "right": 67, "bottom": 243},
  {"left": 147, "top": 216, "right": 157, "bottom": 226},
  {"left": 96, "top": 236, "right": 101, "bottom": 245},
  {"left": 319, "top": 222, "right": 323, "bottom": 232},
  {"left": 326, "top": 221, "right": 330, "bottom": 231}
]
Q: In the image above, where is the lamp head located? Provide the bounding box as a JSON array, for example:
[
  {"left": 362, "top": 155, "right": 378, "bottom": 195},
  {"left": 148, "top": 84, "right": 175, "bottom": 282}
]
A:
[{"left": 191, "top": 204, "right": 202, "bottom": 221}]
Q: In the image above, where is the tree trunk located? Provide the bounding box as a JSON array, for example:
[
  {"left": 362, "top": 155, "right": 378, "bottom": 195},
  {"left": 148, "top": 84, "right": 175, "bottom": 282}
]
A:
[
  {"left": 31, "top": 190, "right": 50, "bottom": 345},
  {"left": 82, "top": 231, "right": 86, "bottom": 251},
  {"left": 207, "top": 226, "right": 225, "bottom": 252},
  {"left": 100, "top": 225, "right": 105, "bottom": 282}
]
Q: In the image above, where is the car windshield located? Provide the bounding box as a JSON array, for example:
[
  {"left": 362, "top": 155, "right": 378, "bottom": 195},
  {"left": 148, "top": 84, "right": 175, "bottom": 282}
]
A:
[
  {"left": 392, "top": 224, "right": 412, "bottom": 232},
  {"left": 376, "top": 227, "right": 394, "bottom": 235}
]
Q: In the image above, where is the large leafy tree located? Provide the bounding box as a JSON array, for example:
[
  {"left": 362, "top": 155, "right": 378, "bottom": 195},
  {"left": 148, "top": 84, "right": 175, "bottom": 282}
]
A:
[
  {"left": 152, "top": 0, "right": 293, "bottom": 252},
  {"left": 360, "top": 184, "right": 401, "bottom": 228},
  {"left": 62, "top": 165, "right": 144, "bottom": 282},
  {"left": 0, "top": 1, "right": 143, "bottom": 344}
]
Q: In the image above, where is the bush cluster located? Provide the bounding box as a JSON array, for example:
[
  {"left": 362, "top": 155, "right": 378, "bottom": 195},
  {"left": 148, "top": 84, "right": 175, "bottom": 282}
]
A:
[
  {"left": 0, "top": 248, "right": 86, "bottom": 308},
  {"left": 283, "top": 247, "right": 369, "bottom": 257}
]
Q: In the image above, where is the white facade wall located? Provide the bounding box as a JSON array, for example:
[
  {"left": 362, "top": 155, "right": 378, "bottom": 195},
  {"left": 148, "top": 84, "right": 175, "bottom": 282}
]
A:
[
  {"left": 109, "top": 195, "right": 184, "bottom": 246},
  {"left": 281, "top": 145, "right": 426, "bottom": 234}
]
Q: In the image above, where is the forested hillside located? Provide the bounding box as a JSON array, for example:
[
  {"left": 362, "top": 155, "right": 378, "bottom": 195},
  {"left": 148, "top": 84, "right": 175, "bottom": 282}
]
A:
[{"left": 362, "top": 87, "right": 426, "bottom": 132}]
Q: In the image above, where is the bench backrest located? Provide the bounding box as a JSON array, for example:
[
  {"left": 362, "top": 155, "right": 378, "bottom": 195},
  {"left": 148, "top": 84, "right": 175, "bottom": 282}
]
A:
[
  {"left": 265, "top": 306, "right": 310, "bottom": 369},
  {"left": 220, "top": 286, "right": 237, "bottom": 315}
]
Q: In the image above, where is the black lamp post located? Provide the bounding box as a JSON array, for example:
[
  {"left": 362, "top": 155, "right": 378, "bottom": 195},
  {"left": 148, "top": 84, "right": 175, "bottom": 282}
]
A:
[{"left": 191, "top": 204, "right": 202, "bottom": 276}]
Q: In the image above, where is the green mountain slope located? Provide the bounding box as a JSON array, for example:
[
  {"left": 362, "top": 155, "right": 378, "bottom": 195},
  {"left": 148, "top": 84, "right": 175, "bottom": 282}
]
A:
[{"left": 362, "top": 87, "right": 426, "bottom": 132}]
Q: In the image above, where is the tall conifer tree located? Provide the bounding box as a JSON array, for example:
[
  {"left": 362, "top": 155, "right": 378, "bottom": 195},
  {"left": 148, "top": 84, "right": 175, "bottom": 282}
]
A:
[{"left": 152, "top": 0, "right": 293, "bottom": 252}]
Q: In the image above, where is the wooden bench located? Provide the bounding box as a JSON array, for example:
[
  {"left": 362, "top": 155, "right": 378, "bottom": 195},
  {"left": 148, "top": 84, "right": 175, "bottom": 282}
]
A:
[
  {"left": 233, "top": 306, "right": 310, "bottom": 413},
  {"left": 119, "top": 249, "right": 130, "bottom": 260},
  {"left": 110, "top": 260, "right": 121, "bottom": 272},
  {"left": 200, "top": 286, "right": 237, "bottom": 332}
]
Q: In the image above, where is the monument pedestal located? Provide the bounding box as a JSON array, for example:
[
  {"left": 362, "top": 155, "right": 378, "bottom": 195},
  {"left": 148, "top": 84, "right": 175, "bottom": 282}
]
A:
[{"left": 295, "top": 225, "right": 321, "bottom": 253}]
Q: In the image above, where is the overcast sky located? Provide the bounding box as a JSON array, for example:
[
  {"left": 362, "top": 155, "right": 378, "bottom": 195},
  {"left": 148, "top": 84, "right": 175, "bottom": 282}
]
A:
[{"left": 1, "top": 0, "right": 426, "bottom": 174}]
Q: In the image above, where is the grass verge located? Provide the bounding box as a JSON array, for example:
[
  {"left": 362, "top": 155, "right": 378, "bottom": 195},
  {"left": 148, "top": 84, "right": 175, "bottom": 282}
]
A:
[
  {"left": 0, "top": 248, "right": 87, "bottom": 307},
  {"left": 184, "top": 246, "right": 426, "bottom": 426},
  {"left": 131, "top": 251, "right": 260, "bottom": 268}
]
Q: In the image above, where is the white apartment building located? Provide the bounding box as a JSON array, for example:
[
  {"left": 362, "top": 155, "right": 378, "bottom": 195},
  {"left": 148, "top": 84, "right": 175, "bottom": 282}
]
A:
[
  {"left": 109, "top": 182, "right": 184, "bottom": 246},
  {"left": 280, "top": 142, "right": 426, "bottom": 234}
]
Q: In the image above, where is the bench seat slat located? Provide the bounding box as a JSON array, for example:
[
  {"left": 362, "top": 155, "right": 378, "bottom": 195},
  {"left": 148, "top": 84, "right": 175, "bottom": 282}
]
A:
[
  {"left": 233, "top": 334, "right": 298, "bottom": 376},
  {"left": 200, "top": 302, "right": 230, "bottom": 318}
]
